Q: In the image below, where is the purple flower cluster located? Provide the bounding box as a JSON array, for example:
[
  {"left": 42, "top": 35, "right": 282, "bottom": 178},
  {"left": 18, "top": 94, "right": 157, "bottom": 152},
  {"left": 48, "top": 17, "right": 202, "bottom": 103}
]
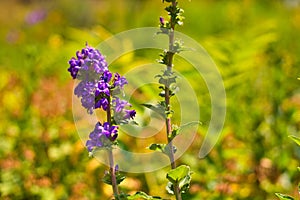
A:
[
  {"left": 86, "top": 122, "right": 118, "bottom": 152},
  {"left": 68, "top": 44, "right": 136, "bottom": 152},
  {"left": 68, "top": 45, "right": 134, "bottom": 114},
  {"left": 68, "top": 45, "right": 108, "bottom": 80}
]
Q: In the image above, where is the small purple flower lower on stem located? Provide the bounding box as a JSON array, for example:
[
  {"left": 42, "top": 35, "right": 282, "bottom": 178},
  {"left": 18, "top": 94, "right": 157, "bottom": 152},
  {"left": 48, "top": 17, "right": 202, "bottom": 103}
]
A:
[
  {"left": 112, "top": 97, "right": 136, "bottom": 124},
  {"left": 125, "top": 110, "right": 136, "bottom": 120},
  {"left": 86, "top": 122, "right": 118, "bottom": 152}
]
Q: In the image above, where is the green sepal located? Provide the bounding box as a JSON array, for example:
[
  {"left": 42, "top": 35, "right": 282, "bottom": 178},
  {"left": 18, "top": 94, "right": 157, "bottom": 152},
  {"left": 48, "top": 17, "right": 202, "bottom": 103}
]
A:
[{"left": 275, "top": 193, "right": 294, "bottom": 200}]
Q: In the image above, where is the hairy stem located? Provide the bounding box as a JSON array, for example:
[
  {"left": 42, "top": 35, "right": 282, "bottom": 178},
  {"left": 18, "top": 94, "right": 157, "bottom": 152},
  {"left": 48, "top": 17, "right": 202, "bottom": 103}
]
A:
[{"left": 106, "top": 95, "right": 119, "bottom": 199}]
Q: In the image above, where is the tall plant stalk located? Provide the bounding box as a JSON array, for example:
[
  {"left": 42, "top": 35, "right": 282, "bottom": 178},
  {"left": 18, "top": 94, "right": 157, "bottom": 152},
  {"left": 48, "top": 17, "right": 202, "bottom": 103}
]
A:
[
  {"left": 161, "top": 1, "right": 183, "bottom": 199},
  {"left": 165, "top": 22, "right": 182, "bottom": 200}
]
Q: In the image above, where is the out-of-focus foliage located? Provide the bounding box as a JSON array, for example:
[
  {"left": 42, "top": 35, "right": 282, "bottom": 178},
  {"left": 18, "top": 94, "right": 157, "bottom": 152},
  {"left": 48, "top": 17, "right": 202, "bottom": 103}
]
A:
[{"left": 0, "top": 0, "right": 300, "bottom": 199}]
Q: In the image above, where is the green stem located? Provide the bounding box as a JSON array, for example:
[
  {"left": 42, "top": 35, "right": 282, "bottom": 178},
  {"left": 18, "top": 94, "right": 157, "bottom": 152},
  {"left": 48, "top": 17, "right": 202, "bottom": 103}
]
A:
[
  {"left": 106, "top": 95, "right": 119, "bottom": 199},
  {"left": 164, "top": 2, "right": 182, "bottom": 200}
]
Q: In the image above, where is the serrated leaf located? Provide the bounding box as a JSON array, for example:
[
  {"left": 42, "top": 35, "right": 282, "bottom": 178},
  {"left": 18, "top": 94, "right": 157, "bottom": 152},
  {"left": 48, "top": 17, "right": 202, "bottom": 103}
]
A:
[
  {"left": 288, "top": 135, "right": 300, "bottom": 146},
  {"left": 166, "top": 165, "right": 190, "bottom": 184},
  {"left": 275, "top": 193, "right": 294, "bottom": 200},
  {"left": 127, "top": 191, "right": 163, "bottom": 200},
  {"left": 141, "top": 103, "right": 166, "bottom": 118}
]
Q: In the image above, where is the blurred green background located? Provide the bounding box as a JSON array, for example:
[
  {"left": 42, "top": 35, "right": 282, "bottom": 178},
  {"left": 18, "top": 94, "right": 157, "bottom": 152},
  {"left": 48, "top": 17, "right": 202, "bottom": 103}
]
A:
[{"left": 1, "top": 0, "right": 300, "bottom": 199}]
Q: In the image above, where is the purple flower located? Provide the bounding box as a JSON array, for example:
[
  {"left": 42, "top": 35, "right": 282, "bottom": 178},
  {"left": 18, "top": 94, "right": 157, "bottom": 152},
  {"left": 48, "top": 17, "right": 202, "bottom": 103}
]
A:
[
  {"left": 86, "top": 122, "right": 118, "bottom": 152},
  {"left": 113, "top": 98, "right": 130, "bottom": 112},
  {"left": 74, "top": 80, "right": 97, "bottom": 114},
  {"left": 125, "top": 110, "right": 136, "bottom": 120},
  {"left": 69, "top": 44, "right": 136, "bottom": 121},
  {"left": 102, "top": 71, "right": 113, "bottom": 83},
  {"left": 112, "top": 97, "right": 136, "bottom": 124},
  {"left": 113, "top": 73, "right": 128, "bottom": 89},
  {"left": 159, "top": 16, "right": 165, "bottom": 25},
  {"left": 95, "top": 81, "right": 110, "bottom": 97},
  {"left": 95, "top": 97, "right": 109, "bottom": 111},
  {"left": 68, "top": 58, "right": 82, "bottom": 79},
  {"left": 68, "top": 44, "right": 108, "bottom": 80}
]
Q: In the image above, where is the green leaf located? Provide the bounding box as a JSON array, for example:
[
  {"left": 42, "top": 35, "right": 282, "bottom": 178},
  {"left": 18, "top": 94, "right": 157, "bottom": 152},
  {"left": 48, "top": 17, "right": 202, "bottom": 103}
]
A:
[
  {"left": 275, "top": 193, "right": 294, "bottom": 200},
  {"left": 297, "top": 167, "right": 300, "bottom": 172},
  {"left": 166, "top": 165, "right": 190, "bottom": 184},
  {"left": 288, "top": 135, "right": 300, "bottom": 146},
  {"left": 141, "top": 103, "right": 166, "bottom": 118},
  {"left": 166, "top": 165, "right": 192, "bottom": 194},
  {"left": 127, "top": 191, "right": 163, "bottom": 200}
]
